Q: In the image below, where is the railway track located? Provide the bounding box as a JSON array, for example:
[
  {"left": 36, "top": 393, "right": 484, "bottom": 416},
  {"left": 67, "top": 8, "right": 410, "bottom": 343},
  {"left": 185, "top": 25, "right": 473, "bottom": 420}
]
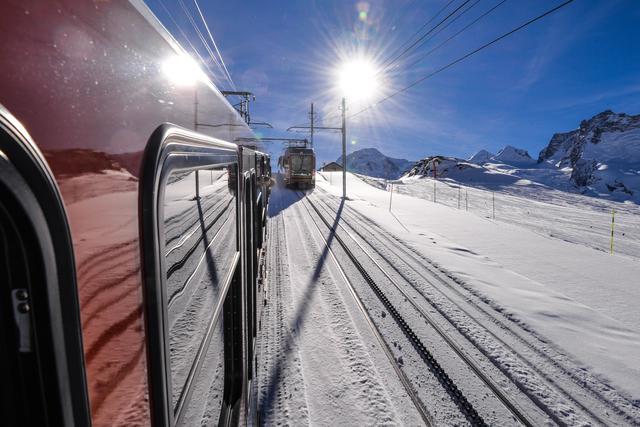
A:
[
  {"left": 312, "top": 187, "right": 640, "bottom": 426},
  {"left": 298, "top": 191, "right": 535, "bottom": 426},
  {"left": 297, "top": 194, "right": 434, "bottom": 426}
]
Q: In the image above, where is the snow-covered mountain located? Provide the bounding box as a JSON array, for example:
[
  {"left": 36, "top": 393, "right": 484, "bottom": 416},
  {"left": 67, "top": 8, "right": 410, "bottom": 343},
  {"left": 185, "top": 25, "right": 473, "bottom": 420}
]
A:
[
  {"left": 405, "top": 156, "right": 481, "bottom": 179},
  {"left": 537, "top": 110, "right": 640, "bottom": 198},
  {"left": 337, "top": 148, "right": 413, "bottom": 179},
  {"left": 406, "top": 111, "right": 640, "bottom": 203},
  {"left": 467, "top": 149, "right": 494, "bottom": 164},
  {"left": 467, "top": 146, "right": 535, "bottom": 166},
  {"left": 493, "top": 145, "right": 536, "bottom": 165}
]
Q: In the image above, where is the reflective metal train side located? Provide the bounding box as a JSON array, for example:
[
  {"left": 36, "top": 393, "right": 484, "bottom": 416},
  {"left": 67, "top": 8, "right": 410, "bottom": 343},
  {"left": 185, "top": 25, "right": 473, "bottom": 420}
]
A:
[{"left": 0, "top": 1, "right": 268, "bottom": 426}]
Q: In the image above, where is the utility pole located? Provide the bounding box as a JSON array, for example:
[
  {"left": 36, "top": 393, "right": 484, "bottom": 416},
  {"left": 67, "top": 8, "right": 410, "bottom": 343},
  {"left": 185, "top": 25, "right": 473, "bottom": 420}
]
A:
[
  {"left": 341, "top": 97, "right": 346, "bottom": 199},
  {"left": 310, "top": 103, "right": 315, "bottom": 147},
  {"left": 194, "top": 88, "right": 199, "bottom": 131},
  {"left": 287, "top": 99, "right": 347, "bottom": 198},
  {"left": 194, "top": 88, "right": 200, "bottom": 200}
]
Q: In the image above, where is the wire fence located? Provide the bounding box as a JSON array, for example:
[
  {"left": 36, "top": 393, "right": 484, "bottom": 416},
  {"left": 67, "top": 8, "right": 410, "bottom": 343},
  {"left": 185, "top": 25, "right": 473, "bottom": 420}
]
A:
[{"left": 381, "top": 177, "right": 640, "bottom": 260}]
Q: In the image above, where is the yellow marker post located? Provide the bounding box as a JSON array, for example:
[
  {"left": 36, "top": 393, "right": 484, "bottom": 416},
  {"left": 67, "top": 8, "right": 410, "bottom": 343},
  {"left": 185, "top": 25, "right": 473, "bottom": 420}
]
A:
[{"left": 610, "top": 209, "right": 616, "bottom": 255}]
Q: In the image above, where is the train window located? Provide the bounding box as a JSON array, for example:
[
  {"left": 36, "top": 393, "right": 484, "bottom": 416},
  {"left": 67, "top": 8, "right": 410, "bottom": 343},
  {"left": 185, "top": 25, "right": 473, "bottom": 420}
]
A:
[
  {"left": 291, "top": 155, "right": 303, "bottom": 171},
  {"left": 141, "top": 125, "right": 241, "bottom": 426},
  {"left": 302, "top": 156, "right": 313, "bottom": 170},
  {"left": 164, "top": 167, "right": 236, "bottom": 413}
]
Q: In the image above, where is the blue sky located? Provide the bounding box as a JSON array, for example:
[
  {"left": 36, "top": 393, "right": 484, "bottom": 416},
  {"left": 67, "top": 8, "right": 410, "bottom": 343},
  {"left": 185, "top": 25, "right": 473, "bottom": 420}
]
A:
[{"left": 146, "top": 0, "right": 640, "bottom": 165}]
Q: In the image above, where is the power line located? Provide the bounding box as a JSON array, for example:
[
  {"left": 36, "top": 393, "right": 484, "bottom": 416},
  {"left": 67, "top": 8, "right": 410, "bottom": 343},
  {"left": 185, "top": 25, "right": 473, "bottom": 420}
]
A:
[
  {"left": 316, "top": 0, "right": 485, "bottom": 128},
  {"left": 381, "top": 0, "right": 474, "bottom": 72},
  {"left": 404, "top": 0, "right": 509, "bottom": 72},
  {"left": 177, "top": 0, "right": 226, "bottom": 77},
  {"left": 309, "top": 0, "right": 481, "bottom": 128},
  {"left": 157, "top": 0, "right": 221, "bottom": 84},
  {"left": 385, "top": 0, "right": 483, "bottom": 73},
  {"left": 192, "top": 0, "right": 236, "bottom": 90},
  {"left": 177, "top": 0, "right": 233, "bottom": 89},
  {"left": 349, "top": 0, "right": 577, "bottom": 120},
  {"left": 381, "top": 0, "right": 457, "bottom": 67}
]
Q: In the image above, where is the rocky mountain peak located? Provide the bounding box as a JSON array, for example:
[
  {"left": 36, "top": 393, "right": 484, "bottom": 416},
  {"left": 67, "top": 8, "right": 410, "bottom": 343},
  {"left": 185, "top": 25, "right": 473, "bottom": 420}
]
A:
[
  {"left": 468, "top": 149, "right": 494, "bottom": 164},
  {"left": 493, "top": 145, "right": 535, "bottom": 165},
  {"left": 336, "top": 147, "right": 413, "bottom": 179}
]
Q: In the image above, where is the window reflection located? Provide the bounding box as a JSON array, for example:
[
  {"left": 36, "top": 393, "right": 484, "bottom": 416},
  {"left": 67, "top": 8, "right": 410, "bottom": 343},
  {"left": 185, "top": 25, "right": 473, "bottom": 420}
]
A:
[{"left": 161, "top": 165, "right": 236, "bottom": 422}]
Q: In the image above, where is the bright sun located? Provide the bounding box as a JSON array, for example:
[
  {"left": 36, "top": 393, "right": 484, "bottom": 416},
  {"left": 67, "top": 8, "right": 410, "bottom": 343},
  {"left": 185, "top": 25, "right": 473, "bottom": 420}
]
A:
[{"left": 337, "top": 59, "right": 380, "bottom": 101}]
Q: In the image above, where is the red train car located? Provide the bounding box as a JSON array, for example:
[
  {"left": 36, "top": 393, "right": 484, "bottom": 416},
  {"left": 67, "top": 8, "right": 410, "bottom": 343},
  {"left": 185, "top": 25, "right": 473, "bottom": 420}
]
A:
[{"left": 1, "top": 1, "right": 270, "bottom": 425}]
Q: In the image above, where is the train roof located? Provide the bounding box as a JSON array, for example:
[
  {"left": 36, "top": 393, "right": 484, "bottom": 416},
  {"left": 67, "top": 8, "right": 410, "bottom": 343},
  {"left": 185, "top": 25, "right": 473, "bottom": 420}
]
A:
[{"left": 284, "top": 147, "right": 314, "bottom": 155}]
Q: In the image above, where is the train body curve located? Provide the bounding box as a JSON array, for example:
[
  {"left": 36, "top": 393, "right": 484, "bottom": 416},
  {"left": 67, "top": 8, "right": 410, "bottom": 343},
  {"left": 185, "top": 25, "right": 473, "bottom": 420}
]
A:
[{"left": 0, "top": 1, "right": 270, "bottom": 425}]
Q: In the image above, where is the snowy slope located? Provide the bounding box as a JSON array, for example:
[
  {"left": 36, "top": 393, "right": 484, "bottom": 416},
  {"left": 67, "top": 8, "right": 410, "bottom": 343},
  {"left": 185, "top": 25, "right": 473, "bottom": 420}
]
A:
[
  {"left": 318, "top": 171, "right": 640, "bottom": 401},
  {"left": 404, "top": 155, "right": 529, "bottom": 188},
  {"left": 337, "top": 147, "right": 413, "bottom": 179}
]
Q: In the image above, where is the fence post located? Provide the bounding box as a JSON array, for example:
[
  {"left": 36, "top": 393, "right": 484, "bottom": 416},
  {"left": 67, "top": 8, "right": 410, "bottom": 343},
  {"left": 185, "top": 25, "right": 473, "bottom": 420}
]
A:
[
  {"left": 389, "top": 182, "right": 394, "bottom": 212},
  {"left": 492, "top": 192, "right": 495, "bottom": 220},
  {"left": 610, "top": 209, "right": 616, "bottom": 254},
  {"left": 433, "top": 179, "right": 436, "bottom": 203}
]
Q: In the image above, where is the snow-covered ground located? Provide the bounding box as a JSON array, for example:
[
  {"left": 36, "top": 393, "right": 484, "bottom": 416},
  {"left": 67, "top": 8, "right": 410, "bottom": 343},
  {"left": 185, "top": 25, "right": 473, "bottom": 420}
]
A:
[
  {"left": 318, "top": 171, "right": 640, "bottom": 403},
  {"left": 360, "top": 173, "right": 640, "bottom": 261},
  {"left": 257, "top": 183, "right": 425, "bottom": 425},
  {"left": 256, "top": 173, "right": 640, "bottom": 425}
]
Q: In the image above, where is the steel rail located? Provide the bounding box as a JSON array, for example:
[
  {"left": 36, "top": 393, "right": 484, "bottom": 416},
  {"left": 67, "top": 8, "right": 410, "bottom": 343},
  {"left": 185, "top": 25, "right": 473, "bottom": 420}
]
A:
[
  {"left": 296, "top": 193, "right": 434, "bottom": 426},
  {"left": 300, "top": 193, "right": 491, "bottom": 425},
  {"left": 305, "top": 193, "right": 543, "bottom": 426},
  {"left": 315, "top": 192, "right": 624, "bottom": 425}
]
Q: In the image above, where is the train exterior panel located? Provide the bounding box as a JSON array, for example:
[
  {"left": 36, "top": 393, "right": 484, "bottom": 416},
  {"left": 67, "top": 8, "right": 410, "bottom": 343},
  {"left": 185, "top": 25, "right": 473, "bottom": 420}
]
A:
[{"left": 0, "top": 1, "right": 269, "bottom": 426}]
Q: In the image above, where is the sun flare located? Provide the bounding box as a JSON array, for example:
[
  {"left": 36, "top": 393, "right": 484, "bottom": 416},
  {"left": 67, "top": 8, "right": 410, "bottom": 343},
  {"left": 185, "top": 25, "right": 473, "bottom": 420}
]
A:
[{"left": 337, "top": 58, "right": 380, "bottom": 101}]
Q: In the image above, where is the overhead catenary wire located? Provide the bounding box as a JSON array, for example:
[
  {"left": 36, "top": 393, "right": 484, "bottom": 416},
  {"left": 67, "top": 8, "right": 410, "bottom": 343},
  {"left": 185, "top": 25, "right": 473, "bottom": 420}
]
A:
[
  {"left": 177, "top": 0, "right": 227, "bottom": 79},
  {"left": 380, "top": 0, "right": 474, "bottom": 72},
  {"left": 384, "top": 0, "right": 483, "bottom": 73},
  {"left": 403, "top": 0, "right": 509, "bottom": 72},
  {"left": 349, "top": 0, "right": 577, "bottom": 121},
  {"left": 192, "top": 0, "right": 236, "bottom": 90},
  {"left": 290, "top": 0, "right": 573, "bottom": 132},
  {"left": 157, "top": 0, "right": 220, "bottom": 84},
  {"left": 380, "top": 0, "right": 457, "bottom": 68},
  {"left": 287, "top": 0, "right": 445, "bottom": 131},
  {"left": 318, "top": 0, "right": 481, "bottom": 126},
  {"left": 176, "top": 0, "right": 235, "bottom": 89}
]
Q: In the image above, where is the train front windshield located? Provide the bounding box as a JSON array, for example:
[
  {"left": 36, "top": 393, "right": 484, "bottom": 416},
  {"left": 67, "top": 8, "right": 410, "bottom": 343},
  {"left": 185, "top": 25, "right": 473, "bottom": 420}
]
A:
[{"left": 291, "top": 155, "right": 313, "bottom": 174}]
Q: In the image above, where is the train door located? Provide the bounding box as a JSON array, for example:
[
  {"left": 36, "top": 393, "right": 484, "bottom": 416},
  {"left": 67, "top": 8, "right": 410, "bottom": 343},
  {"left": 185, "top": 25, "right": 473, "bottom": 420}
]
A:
[
  {"left": 0, "top": 110, "right": 90, "bottom": 426},
  {"left": 243, "top": 171, "right": 256, "bottom": 381},
  {"left": 141, "top": 125, "right": 244, "bottom": 426}
]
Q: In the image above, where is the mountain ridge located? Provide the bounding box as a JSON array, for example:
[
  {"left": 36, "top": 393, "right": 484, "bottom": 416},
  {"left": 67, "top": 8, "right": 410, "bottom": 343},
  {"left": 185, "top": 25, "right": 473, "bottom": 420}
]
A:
[
  {"left": 336, "top": 147, "right": 413, "bottom": 179},
  {"left": 406, "top": 110, "right": 640, "bottom": 203}
]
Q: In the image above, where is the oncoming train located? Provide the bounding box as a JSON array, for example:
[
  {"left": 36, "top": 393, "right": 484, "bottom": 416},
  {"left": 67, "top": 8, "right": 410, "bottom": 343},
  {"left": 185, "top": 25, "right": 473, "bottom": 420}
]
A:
[
  {"left": 1, "top": 1, "right": 271, "bottom": 426},
  {"left": 279, "top": 142, "right": 316, "bottom": 189}
]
